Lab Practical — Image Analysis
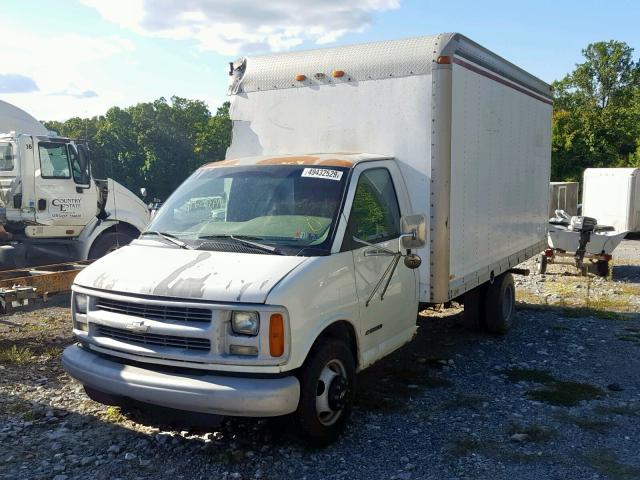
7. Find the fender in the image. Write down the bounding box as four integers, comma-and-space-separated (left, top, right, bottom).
75, 218, 139, 260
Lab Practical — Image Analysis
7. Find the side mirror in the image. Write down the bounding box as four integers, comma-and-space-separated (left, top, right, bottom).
140, 187, 147, 198
400, 214, 427, 249
76, 144, 91, 184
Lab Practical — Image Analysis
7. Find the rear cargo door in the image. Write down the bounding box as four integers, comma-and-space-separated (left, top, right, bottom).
342, 166, 417, 365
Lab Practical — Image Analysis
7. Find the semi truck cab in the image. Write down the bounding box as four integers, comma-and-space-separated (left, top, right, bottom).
0, 131, 150, 267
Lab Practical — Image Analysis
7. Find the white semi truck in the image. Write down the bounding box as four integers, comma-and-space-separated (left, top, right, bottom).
0, 100, 150, 268
63, 33, 552, 445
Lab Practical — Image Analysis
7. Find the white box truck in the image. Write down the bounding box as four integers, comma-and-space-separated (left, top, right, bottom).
62, 33, 552, 445
582, 168, 640, 233
0, 100, 150, 269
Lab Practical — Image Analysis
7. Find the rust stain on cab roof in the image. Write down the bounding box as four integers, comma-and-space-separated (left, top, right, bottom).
202, 155, 356, 169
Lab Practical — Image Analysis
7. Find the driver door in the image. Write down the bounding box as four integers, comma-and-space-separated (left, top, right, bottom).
33, 141, 96, 227
343, 166, 417, 366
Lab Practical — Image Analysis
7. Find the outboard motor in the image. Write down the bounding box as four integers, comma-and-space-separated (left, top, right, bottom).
568, 216, 598, 270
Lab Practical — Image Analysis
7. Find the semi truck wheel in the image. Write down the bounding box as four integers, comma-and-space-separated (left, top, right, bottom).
89, 231, 134, 259
293, 338, 356, 447
484, 273, 515, 334
596, 260, 609, 277
536, 254, 548, 274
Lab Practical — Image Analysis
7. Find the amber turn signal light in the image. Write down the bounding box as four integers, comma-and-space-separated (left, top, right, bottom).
269, 313, 285, 357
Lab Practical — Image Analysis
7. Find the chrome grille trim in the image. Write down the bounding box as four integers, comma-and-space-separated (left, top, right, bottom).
96, 325, 211, 351
95, 297, 212, 324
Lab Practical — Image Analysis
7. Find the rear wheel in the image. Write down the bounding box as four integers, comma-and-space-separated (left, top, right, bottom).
462, 284, 487, 330
292, 338, 356, 447
89, 231, 134, 259
484, 273, 515, 334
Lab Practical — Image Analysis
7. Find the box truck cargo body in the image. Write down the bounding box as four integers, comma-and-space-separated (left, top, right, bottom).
63, 33, 552, 445
582, 168, 640, 233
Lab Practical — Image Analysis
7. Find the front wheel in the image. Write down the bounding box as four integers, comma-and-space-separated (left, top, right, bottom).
88, 231, 134, 259
292, 339, 356, 447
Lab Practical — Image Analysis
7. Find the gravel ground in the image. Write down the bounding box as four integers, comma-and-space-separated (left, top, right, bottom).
1, 239, 639, 480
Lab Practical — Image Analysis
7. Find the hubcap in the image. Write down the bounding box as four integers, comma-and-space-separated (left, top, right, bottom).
315, 359, 348, 426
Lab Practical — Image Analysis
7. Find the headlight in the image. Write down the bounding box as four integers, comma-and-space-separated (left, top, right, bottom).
231, 311, 259, 336
74, 293, 88, 314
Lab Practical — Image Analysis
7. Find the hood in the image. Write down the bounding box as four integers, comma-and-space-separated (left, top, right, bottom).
75, 243, 308, 303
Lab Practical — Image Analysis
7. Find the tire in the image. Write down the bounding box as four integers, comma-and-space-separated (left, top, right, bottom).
462, 284, 487, 330
484, 273, 515, 334
88, 231, 134, 259
292, 338, 356, 447
596, 260, 609, 277
536, 254, 548, 274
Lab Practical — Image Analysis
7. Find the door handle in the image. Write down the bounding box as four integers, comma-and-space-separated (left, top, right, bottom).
37, 199, 46, 211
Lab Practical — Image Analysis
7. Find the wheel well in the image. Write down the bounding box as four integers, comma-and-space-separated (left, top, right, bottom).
98, 222, 140, 239
315, 321, 359, 368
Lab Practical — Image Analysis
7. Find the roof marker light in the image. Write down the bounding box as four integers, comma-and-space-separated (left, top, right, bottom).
436, 56, 451, 64
295, 74, 306, 81
332, 70, 345, 78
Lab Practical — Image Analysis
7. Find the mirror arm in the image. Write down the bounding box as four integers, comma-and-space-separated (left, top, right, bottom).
366, 252, 402, 307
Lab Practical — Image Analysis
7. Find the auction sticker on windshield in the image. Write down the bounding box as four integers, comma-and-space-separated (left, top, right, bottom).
301, 168, 343, 181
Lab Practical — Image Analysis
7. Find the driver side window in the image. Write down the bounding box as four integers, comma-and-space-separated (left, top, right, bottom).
343, 168, 401, 250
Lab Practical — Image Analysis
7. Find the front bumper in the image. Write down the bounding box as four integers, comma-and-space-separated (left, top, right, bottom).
62, 345, 300, 417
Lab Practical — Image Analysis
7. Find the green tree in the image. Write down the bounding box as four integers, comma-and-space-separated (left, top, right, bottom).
43, 97, 232, 200
552, 40, 640, 180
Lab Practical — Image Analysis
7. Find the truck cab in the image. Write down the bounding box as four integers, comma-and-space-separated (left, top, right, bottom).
0, 131, 150, 267
63, 153, 426, 445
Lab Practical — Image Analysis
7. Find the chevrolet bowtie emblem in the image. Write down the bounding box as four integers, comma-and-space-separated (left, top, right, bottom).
125, 320, 149, 333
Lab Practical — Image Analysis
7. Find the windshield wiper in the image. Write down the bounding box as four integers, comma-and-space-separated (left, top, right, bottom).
140, 231, 193, 250
199, 234, 283, 255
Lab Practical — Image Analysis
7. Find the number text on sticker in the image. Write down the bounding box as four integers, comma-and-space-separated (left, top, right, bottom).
301, 168, 343, 181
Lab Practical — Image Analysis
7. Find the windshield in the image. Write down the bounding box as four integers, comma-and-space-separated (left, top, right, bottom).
147, 165, 350, 255
0, 142, 14, 172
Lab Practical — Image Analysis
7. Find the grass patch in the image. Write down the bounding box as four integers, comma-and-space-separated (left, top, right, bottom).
0, 345, 34, 365
527, 381, 604, 407
555, 412, 616, 432
450, 437, 482, 456
100, 406, 128, 423
502, 368, 556, 384
595, 404, 640, 417
561, 307, 628, 321
507, 423, 555, 442
585, 449, 640, 480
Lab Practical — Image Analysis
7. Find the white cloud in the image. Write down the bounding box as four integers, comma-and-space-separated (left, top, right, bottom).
81, 0, 400, 55
0, 26, 134, 120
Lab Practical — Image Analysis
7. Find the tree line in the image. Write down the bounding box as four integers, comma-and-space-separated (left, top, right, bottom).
44, 40, 640, 199
44, 97, 231, 200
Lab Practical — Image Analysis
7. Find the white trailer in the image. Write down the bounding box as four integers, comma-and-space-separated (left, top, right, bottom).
0, 100, 150, 269
582, 168, 640, 233
63, 33, 551, 445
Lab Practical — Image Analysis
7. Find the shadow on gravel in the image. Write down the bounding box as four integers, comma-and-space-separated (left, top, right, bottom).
612, 264, 640, 282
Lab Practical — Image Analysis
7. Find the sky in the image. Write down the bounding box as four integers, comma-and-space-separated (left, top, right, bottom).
1, 0, 639, 122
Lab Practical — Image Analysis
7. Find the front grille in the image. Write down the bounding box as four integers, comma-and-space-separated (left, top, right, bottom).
96, 325, 211, 351
95, 298, 212, 324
